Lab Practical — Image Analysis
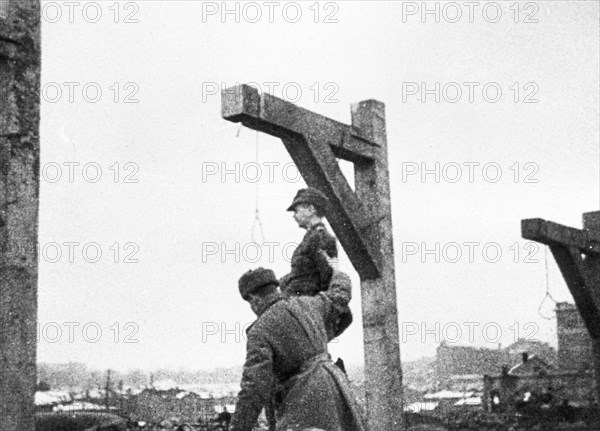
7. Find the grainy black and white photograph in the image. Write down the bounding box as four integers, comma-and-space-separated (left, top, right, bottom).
1, 1, 599, 430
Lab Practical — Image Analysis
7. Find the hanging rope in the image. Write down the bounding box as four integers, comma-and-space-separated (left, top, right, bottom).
538, 245, 558, 320
236, 126, 266, 245
251, 130, 266, 245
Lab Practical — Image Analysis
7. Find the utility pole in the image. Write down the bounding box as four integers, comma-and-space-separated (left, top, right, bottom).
105, 369, 112, 412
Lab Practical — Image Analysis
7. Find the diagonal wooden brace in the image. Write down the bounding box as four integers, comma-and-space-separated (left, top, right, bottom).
522, 214, 600, 336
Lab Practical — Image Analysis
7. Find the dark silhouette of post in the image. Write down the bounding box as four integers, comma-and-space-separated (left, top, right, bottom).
221, 84, 403, 430
522, 211, 600, 400
0, 1, 41, 430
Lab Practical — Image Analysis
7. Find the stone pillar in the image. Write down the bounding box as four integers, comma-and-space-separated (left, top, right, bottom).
0, 1, 41, 430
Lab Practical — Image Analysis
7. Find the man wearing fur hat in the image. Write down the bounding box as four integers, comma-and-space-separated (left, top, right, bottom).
229, 256, 365, 431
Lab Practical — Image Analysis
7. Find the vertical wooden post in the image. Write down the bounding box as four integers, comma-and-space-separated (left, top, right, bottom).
592, 340, 600, 401
352, 101, 403, 430
0, 1, 41, 430
583, 212, 600, 401
584, 211, 600, 233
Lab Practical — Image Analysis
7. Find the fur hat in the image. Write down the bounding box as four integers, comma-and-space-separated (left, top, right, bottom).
238, 267, 279, 300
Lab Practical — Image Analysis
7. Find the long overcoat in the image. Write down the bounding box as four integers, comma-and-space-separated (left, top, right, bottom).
280, 223, 352, 338
229, 271, 365, 431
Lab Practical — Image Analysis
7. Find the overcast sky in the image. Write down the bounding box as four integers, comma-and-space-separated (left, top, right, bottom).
36, 1, 599, 372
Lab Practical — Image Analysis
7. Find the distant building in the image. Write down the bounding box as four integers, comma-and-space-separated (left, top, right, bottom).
403, 401, 439, 414
435, 342, 505, 385
446, 374, 484, 392
53, 401, 114, 413
482, 328, 595, 412
504, 339, 557, 367
555, 302, 593, 372
35, 391, 72, 412
507, 353, 553, 377
415, 390, 483, 415
122, 388, 235, 424
432, 304, 597, 411
483, 368, 594, 412
435, 339, 556, 388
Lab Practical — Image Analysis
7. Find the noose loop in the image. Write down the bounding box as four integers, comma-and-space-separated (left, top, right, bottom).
251, 208, 265, 245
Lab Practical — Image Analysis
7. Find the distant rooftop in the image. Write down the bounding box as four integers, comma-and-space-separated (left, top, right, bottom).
424, 390, 476, 400
556, 302, 577, 311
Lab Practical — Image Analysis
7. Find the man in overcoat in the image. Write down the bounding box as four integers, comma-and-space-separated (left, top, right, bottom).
229, 259, 365, 431
281, 187, 353, 338
280, 187, 338, 295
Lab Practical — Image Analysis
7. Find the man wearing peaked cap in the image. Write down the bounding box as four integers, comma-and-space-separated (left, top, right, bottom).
281, 187, 353, 340
286, 187, 330, 215
231, 257, 365, 431
283, 187, 337, 295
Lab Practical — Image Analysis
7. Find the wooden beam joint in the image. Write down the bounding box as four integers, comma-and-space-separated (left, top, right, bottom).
222, 84, 379, 163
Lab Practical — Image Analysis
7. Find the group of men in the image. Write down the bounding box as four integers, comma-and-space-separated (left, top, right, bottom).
229, 188, 366, 431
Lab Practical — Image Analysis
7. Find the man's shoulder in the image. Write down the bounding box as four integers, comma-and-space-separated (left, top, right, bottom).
289, 294, 322, 306
304, 224, 336, 247
286, 295, 324, 318
310, 223, 333, 237
260, 297, 321, 320
330, 270, 351, 285
249, 300, 292, 333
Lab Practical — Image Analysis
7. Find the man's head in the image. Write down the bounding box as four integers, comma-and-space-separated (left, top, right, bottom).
238, 268, 279, 314
287, 188, 329, 228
